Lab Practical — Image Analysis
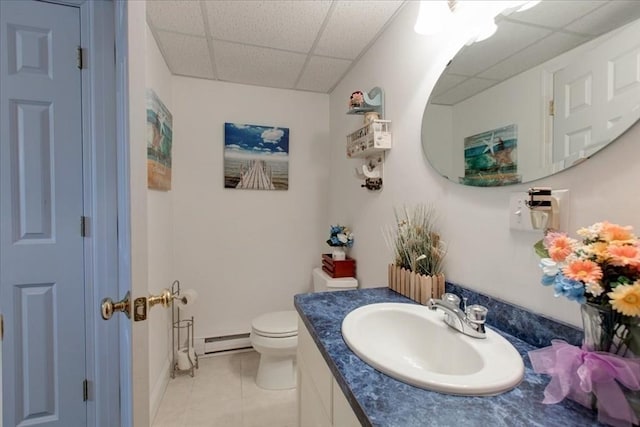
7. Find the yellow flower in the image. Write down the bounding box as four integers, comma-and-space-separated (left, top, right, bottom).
585, 241, 609, 261
608, 282, 640, 316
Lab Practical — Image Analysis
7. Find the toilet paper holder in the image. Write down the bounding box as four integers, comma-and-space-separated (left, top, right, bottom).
170, 280, 199, 378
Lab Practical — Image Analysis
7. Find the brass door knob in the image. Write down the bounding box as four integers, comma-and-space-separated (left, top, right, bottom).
148, 288, 172, 310
101, 291, 131, 320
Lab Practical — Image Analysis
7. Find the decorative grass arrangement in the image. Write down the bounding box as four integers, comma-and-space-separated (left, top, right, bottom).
384, 204, 447, 303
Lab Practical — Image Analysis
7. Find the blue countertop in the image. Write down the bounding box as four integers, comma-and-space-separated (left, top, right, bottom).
294, 287, 603, 427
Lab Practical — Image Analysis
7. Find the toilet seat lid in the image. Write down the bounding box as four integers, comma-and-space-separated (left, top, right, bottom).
252, 310, 298, 338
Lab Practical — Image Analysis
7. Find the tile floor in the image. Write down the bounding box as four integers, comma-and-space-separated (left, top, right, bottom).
152, 350, 297, 427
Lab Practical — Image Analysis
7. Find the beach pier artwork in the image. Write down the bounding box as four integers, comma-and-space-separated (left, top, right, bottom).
236, 160, 275, 190
224, 122, 289, 190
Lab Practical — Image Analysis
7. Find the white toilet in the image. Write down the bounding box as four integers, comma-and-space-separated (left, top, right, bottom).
249, 267, 358, 390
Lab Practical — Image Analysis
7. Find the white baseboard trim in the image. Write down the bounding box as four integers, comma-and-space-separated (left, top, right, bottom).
149, 356, 171, 425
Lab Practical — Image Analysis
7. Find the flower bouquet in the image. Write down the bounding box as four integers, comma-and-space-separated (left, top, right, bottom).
529, 221, 640, 427
535, 221, 640, 355
326, 225, 353, 260
383, 204, 446, 304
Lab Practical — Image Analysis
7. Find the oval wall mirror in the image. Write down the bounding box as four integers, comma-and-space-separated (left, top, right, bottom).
421, 1, 640, 187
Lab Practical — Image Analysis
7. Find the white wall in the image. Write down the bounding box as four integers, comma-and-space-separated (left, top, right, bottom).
127, 2, 150, 426
327, 2, 640, 327
171, 77, 331, 342
145, 24, 174, 421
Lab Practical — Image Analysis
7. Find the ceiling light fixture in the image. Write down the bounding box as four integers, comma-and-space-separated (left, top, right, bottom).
414, 0, 453, 36
415, 0, 542, 44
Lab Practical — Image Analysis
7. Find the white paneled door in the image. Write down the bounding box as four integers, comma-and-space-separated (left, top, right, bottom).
1, 1, 87, 426
553, 19, 640, 166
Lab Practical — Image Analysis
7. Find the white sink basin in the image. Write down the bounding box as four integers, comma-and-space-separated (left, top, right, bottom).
341, 303, 524, 396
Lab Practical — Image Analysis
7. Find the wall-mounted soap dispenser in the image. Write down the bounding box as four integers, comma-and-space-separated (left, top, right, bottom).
510, 188, 570, 232
526, 187, 558, 230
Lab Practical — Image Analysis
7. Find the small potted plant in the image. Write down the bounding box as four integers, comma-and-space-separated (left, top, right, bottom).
326, 225, 354, 260
384, 204, 447, 303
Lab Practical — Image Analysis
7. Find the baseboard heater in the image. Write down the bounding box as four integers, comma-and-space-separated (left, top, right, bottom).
202, 332, 252, 354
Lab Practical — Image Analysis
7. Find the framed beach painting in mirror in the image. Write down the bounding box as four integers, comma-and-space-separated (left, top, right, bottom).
224, 122, 290, 191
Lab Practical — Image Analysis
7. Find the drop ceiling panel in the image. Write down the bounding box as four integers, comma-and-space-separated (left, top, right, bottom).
146, 0, 206, 36
431, 77, 499, 106
478, 32, 588, 81
506, 0, 606, 29
205, 0, 332, 53
156, 31, 214, 79
213, 40, 307, 89
296, 56, 353, 93
446, 21, 551, 77
565, 1, 640, 36
314, 0, 403, 59
431, 74, 468, 98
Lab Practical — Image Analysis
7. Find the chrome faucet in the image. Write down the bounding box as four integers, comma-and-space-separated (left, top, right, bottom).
427, 293, 488, 339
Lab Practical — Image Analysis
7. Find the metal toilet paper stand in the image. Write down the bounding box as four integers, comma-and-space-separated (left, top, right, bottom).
171, 280, 199, 378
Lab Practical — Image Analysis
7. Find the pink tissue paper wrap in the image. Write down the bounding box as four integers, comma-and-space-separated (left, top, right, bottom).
529, 340, 640, 427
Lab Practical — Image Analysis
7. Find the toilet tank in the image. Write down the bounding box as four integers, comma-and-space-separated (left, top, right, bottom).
312, 267, 358, 292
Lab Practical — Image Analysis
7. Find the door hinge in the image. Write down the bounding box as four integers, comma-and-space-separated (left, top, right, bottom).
77, 46, 84, 69
81, 216, 89, 237
83, 379, 89, 401
548, 100, 555, 116
1, 314, 3, 341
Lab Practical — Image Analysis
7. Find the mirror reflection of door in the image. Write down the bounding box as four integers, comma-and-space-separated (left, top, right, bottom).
553, 19, 640, 167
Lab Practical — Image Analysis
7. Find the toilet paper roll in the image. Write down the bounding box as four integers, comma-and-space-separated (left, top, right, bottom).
175, 289, 198, 309
176, 348, 191, 371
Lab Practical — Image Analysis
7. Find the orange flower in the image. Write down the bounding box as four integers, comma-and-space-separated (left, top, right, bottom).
562, 259, 603, 283
548, 235, 575, 262
608, 282, 640, 316
600, 221, 636, 244
607, 244, 640, 267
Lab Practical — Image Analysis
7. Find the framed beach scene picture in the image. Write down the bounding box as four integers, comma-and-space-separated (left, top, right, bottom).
146, 89, 173, 190
460, 124, 520, 187
224, 122, 289, 190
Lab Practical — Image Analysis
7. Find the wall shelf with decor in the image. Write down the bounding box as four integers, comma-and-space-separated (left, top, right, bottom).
346, 86, 385, 118
346, 87, 391, 191
346, 119, 392, 158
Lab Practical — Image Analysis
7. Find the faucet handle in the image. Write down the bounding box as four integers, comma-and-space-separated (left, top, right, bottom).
465, 304, 488, 324
442, 293, 461, 308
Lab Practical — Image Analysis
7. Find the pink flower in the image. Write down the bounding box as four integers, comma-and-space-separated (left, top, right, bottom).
544, 231, 568, 249
607, 244, 640, 267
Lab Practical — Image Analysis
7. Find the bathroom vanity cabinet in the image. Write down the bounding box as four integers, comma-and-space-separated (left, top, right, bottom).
297, 316, 360, 427
295, 287, 604, 427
